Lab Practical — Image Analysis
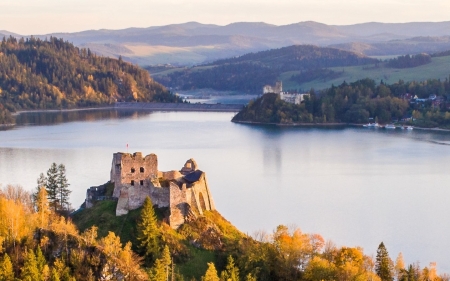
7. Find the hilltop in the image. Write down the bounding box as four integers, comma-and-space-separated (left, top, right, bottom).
0, 36, 180, 124
4, 21, 450, 65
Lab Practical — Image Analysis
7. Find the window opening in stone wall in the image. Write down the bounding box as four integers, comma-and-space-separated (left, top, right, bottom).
131, 180, 134, 186
131, 168, 135, 173
140, 180, 144, 186
140, 167, 144, 173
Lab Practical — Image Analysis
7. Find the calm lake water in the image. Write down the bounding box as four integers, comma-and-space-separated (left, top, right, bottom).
1, 109, 450, 271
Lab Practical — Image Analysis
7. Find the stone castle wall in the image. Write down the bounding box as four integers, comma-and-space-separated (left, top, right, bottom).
108, 152, 215, 228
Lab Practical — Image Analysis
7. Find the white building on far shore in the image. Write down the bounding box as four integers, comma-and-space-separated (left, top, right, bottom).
263, 81, 309, 105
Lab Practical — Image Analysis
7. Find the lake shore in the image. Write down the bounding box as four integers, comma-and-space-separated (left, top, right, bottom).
11, 102, 243, 116
232, 120, 450, 132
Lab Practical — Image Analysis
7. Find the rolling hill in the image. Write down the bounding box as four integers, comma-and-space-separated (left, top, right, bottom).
3, 21, 450, 65
151, 45, 378, 93
0, 36, 179, 124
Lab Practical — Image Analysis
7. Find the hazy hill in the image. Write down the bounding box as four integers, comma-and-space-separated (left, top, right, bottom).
330, 36, 450, 56
3, 21, 450, 65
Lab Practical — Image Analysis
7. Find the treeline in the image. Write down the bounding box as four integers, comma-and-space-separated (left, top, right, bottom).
0, 36, 180, 123
1, 183, 449, 281
154, 45, 378, 93
233, 78, 450, 127
387, 53, 431, 68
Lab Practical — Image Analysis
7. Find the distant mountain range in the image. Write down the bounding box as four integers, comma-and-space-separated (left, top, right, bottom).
2, 21, 450, 65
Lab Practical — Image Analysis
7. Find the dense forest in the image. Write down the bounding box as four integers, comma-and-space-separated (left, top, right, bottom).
0, 36, 181, 124
387, 53, 432, 68
233, 78, 450, 128
154, 45, 378, 93
1, 180, 449, 281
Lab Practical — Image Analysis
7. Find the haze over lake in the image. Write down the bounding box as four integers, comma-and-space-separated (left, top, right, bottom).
1, 109, 450, 271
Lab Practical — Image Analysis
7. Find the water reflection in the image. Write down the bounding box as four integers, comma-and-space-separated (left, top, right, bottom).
13, 109, 153, 127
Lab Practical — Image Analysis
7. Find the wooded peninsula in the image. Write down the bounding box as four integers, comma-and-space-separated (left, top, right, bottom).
0, 36, 181, 125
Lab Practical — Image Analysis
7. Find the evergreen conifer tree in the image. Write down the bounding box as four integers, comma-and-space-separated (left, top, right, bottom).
57, 164, 71, 211
162, 245, 172, 281
46, 163, 59, 211
137, 196, 160, 260
220, 256, 239, 281
375, 242, 393, 281
148, 258, 166, 281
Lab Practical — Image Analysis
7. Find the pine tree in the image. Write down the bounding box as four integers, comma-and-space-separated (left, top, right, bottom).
0, 253, 14, 281
57, 164, 71, 211
375, 242, 393, 281
202, 263, 220, 281
46, 163, 59, 211
162, 245, 172, 281
137, 196, 160, 260
21, 249, 40, 281
220, 256, 239, 281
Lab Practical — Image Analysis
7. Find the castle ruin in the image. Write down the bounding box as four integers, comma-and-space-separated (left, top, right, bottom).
263, 81, 310, 105
86, 152, 215, 229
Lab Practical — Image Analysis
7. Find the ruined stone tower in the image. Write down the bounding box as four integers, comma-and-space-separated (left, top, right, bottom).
108, 152, 215, 229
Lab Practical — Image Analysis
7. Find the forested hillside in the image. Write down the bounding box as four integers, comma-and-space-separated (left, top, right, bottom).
233, 78, 450, 128
1, 183, 448, 281
0, 36, 180, 124
153, 45, 378, 93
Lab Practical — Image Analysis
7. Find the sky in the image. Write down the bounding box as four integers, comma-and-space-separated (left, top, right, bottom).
1, 0, 450, 35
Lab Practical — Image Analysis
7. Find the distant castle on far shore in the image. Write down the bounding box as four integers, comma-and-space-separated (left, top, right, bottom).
263, 81, 310, 105
85, 152, 215, 229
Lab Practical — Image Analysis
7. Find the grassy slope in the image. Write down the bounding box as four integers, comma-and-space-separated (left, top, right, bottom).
71, 197, 245, 279
281, 55, 450, 91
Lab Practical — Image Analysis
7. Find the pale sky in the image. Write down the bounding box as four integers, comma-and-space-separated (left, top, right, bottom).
1, 0, 450, 35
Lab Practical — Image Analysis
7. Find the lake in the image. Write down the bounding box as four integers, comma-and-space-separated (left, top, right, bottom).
1, 109, 450, 271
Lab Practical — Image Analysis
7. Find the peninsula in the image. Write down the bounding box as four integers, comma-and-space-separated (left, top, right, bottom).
232, 78, 450, 129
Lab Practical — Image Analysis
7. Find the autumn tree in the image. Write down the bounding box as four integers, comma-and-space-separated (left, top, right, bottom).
137, 196, 160, 261
395, 253, 405, 281
21, 249, 40, 281
203, 262, 220, 281
148, 258, 166, 281
35, 187, 51, 229
0, 253, 14, 281
220, 256, 239, 281
375, 242, 393, 281
117, 242, 147, 281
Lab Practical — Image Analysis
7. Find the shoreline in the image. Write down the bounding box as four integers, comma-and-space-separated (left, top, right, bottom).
232, 120, 450, 132
12, 105, 115, 116
8, 106, 450, 132
11, 102, 243, 116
